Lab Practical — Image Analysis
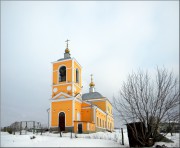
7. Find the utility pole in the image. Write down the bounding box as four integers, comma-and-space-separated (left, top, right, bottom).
121, 128, 124, 145
47, 108, 50, 130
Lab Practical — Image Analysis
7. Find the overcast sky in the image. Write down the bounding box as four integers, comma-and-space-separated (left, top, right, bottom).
1, 1, 179, 128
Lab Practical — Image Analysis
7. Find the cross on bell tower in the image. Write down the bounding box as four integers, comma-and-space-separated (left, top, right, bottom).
64, 39, 71, 59
65, 39, 70, 48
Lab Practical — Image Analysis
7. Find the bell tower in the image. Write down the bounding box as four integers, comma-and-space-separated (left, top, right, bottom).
51, 40, 82, 99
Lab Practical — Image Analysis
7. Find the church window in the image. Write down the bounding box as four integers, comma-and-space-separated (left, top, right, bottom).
76, 68, 79, 83
59, 66, 66, 82
100, 119, 101, 127
77, 112, 80, 121
97, 117, 99, 126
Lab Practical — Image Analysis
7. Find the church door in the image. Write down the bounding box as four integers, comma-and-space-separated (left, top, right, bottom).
59, 112, 65, 131
78, 123, 82, 133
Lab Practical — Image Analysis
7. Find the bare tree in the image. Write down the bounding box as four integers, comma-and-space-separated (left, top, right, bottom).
113, 67, 179, 146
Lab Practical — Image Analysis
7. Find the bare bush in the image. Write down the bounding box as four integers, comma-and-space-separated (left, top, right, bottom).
113, 67, 179, 146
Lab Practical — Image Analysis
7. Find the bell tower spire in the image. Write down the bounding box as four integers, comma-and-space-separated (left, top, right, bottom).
89, 74, 95, 93
64, 39, 71, 58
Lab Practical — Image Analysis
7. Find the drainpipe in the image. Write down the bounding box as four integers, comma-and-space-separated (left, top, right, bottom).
94, 106, 98, 130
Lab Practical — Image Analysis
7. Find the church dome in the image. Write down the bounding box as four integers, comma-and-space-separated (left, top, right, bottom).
65, 47, 70, 53
82, 92, 104, 100
89, 81, 95, 87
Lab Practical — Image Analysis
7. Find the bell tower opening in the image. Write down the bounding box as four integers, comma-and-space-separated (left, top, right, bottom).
59, 66, 66, 82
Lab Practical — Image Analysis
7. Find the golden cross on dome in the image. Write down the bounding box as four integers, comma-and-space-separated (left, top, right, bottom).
65, 39, 70, 48
90, 74, 93, 82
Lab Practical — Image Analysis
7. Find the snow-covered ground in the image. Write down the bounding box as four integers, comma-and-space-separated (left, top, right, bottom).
1, 130, 179, 147
0, 130, 127, 147
154, 133, 179, 147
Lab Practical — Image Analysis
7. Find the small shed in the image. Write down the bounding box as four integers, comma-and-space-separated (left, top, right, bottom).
126, 122, 146, 147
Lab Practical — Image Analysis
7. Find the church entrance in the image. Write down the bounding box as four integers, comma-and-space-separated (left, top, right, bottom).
59, 112, 65, 131
78, 123, 82, 133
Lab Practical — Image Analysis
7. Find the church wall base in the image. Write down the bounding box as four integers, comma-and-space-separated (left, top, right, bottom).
50, 126, 111, 133
95, 127, 106, 132
50, 127, 74, 133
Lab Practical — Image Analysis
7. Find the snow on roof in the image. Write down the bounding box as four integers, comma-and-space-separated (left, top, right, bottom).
82, 92, 104, 100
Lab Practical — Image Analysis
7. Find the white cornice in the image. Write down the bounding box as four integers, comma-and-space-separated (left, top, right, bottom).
72, 57, 82, 68
52, 82, 73, 87
51, 58, 72, 64
50, 97, 74, 102
51, 57, 82, 69
82, 101, 92, 106
74, 98, 82, 104
85, 98, 106, 102
96, 107, 107, 115
51, 92, 72, 100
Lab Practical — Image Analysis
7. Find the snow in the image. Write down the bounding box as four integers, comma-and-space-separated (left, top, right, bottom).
1, 130, 127, 147
153, 133, 180, 148
1, 130, 179, 147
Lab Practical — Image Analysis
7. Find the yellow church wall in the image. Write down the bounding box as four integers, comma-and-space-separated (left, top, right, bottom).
52, 68, 72, 85
51, 100, 73, 127
92, 100, 106, 112
95, 108, 106, 128
52, 84, 73, 97
106, 100, 113, 116
107, 115, 114, 131
89, 123, 96, 132
73, 122, 78, 133
74, 122, 95, 133
66, 68, 73, 83
82, 101, 91, 108
74, 61, 82, 86
81, 108, 92, 122
74, 84, 82, 96
83, 122, 87, 131
52, 71, 58, 85
73, 61, 82, 95
52, 60, 72, 85
53, 60, 72, 71
74, 100, 82, 121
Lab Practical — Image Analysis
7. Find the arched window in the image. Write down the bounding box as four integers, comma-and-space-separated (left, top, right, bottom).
76, 69, 79, 83
59, 66, 66, 82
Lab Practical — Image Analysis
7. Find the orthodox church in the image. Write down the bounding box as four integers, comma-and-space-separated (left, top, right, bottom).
50, 40, 114, 133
